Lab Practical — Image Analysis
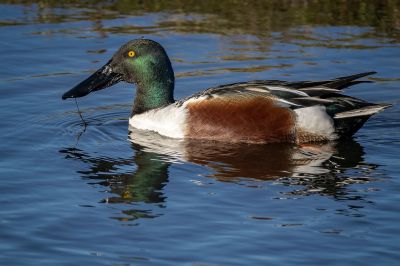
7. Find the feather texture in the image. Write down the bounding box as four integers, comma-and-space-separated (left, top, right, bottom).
130, 71, 389, 143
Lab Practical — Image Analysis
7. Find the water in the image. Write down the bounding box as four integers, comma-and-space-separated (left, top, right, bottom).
1, 1, 400, 265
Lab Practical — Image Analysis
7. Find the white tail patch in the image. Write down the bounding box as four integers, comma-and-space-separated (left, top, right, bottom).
294, 106, 336, 140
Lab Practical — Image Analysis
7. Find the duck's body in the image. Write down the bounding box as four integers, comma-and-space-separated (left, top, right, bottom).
128, 75, 389, 144
63, 39, 391, 144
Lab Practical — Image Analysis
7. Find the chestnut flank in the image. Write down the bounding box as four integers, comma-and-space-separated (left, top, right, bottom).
185, 97, 296, 143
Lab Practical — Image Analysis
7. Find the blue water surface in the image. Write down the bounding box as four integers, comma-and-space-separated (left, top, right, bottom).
0, 2, 399, 265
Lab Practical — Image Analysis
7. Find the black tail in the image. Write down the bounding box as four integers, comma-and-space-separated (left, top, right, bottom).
333, 103, 391, 137
324, 71, 377, 90
288, 71, 376, 90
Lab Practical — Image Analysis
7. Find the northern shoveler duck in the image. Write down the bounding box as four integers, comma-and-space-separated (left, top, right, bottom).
62, 39, 391, 144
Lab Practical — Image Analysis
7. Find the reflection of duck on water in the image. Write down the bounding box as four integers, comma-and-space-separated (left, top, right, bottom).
60, 143, 170, 220
60, 143, 169, 205
129, 128, 372, 181
61, 128, 376, 221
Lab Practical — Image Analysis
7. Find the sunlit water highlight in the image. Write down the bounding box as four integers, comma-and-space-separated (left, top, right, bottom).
0, 1, 399, 265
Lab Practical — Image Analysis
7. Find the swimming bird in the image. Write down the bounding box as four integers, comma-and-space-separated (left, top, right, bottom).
62, 39, 391, 144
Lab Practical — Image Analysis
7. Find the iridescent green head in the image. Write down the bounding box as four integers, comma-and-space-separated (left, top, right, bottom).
63, 39, 175, 114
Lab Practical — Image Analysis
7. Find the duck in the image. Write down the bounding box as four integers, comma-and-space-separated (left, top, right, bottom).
62, 39, 391, 144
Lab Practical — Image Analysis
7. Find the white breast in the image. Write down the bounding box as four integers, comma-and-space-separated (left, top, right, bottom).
129, 104, 187, 139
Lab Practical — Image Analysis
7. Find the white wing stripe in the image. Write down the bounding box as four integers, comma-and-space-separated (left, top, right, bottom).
266, 86, 309, 96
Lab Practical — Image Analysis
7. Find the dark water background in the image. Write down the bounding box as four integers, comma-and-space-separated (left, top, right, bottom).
1, 1, 400, 265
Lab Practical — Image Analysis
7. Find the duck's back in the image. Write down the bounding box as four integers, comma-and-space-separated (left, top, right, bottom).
129, 72, 390, 144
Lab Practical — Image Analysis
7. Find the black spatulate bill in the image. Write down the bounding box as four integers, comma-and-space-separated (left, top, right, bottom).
62, 62, 122, 100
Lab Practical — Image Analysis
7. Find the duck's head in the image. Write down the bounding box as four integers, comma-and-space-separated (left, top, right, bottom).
62, 39, 175, 108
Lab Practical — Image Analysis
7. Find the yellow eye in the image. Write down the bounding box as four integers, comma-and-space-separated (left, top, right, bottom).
128, 51, 135, 57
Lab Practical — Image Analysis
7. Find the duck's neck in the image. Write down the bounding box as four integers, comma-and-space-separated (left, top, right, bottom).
132, 79, 175, 115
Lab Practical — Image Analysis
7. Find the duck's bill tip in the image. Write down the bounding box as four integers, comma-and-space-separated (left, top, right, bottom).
62, 63, 122, 101
61, 84, 92, 100
62, 92, 74, 100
